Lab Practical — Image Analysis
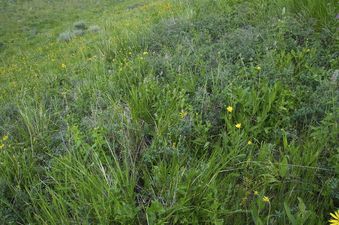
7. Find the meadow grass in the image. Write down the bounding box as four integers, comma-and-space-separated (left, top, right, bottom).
0, 0, 338, 224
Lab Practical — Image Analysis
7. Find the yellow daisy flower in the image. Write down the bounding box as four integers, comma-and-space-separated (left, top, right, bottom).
263, 196, 270, 203
248, 140, 253, 145
235, 123, 241, 129
179, 110, 188, 119
329, 210, 339, 225
61, 63, 66, 69
226, 106, 233, 113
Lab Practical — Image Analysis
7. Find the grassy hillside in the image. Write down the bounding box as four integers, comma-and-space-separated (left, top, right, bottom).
0, 0, 338, 224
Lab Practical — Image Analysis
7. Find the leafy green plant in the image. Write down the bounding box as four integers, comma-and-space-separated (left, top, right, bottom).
284, 198, 312, 225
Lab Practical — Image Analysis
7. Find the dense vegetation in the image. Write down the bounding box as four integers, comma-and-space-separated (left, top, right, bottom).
0, 0, 338, 224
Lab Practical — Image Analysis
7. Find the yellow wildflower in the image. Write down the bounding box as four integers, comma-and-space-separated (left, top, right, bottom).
254, 191, 259, 196
248, 140, 253, 145
263, 196, 270, 203
179, 110, 188, 119
2, 135, 8, 141
255, 66, 261, 71
235, 123, 241, 129
0, 144, 4, 149
61, 63, 66, 69
143, 51, 148, 55
226, 106, 233, 113
329, 210, 339, 225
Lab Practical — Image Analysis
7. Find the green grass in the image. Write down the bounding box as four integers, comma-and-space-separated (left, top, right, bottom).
0, 0, 338, 224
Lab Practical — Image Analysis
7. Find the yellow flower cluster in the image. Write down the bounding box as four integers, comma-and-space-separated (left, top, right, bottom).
226, 105, 255, 146
0, 135, 9, 150
226, 106, 242, 129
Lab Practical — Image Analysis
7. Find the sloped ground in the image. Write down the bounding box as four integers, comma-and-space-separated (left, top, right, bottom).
0, 0, 338, 224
